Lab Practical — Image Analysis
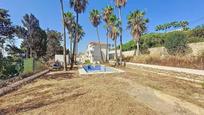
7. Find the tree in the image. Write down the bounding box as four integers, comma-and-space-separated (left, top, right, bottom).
114, 0, 127, 64
127, 10, 149, 56
102, 6, 114, 62
46, 29, 63, 60
155, 23, 171, 32
19, 14, 40, 58
15, 26, 29, 57
16, 14, 47, 59
69, 0, 88, 69
0, 8, 15, 48
191, 25, 204, 38
5, 44, 24, 57
89, 9, 104, 63
180, 21, 189, 30
155, 21, 189, 32
75, 24, 85, 62
60, 0, 68, 71
108, 14, 120, 64
64, 12, 75, 62
32, 27, 47, 58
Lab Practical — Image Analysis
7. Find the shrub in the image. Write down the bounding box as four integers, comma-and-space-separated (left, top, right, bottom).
202, 82, 204, 89
122, 33, 166, 51
164, 32, 188, 55
0, 56, 24, 80
84, 60, 91, 64
122, 40, 149, 54
142, 33, 166, 48
187, 37, 204, 43
122, 40, 135, 51
191, 25, 204, 38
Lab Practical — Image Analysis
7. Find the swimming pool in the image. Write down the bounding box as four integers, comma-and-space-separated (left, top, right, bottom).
79, 65, 124, 75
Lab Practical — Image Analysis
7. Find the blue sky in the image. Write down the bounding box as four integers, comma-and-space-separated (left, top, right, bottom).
1, 0, 204, 52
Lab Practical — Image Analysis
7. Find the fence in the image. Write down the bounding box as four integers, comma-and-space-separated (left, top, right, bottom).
23, 58, 46, 74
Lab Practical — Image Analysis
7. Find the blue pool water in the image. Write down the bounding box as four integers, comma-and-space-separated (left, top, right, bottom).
83, 65, 114, 73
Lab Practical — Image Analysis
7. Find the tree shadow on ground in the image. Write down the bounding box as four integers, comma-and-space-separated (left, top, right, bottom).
0, 85, 88, 114
43, 73, 78, 81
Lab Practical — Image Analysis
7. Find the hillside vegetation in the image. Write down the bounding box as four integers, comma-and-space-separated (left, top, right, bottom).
122, 25, 204, 53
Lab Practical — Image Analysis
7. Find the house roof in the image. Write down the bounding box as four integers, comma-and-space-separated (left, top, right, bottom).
89, 42, 107, 46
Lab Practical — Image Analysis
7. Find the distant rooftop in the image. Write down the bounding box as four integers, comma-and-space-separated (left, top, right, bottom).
89, 42, 107, 46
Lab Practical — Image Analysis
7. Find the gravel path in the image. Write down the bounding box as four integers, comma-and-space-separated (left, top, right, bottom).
127, 62, 204, 76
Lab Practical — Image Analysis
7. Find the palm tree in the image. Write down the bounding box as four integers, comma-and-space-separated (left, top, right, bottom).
127, 10, 149, 56
59, 0, 67, 71
89, 9, 104, 63
108, 14, 120, 64
102, 6, 114, 62
114, 0, 127, 64
77, 24, 85, 43
75, 24, 85, 63
180, 21, 189, 30
69, 0, 88, 69
64, 12, 75, 64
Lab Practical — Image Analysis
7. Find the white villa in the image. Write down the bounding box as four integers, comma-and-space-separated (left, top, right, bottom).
81, 42, 108, 63
54, 55, 69, 65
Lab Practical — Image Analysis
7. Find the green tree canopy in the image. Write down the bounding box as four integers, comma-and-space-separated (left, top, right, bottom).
0, 8, 15, 48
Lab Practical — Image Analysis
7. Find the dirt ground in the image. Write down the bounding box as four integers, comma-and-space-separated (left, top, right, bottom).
120, 67, 204, 108
0, 67, 204, 115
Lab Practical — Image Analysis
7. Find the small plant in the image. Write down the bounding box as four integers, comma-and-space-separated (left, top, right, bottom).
201, 81, 204, 89
84, 60, 91, 64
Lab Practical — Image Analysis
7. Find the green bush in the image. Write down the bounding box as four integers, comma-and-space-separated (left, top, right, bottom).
122, 40, 135, 51
122, 33, 166, 52
187, 37, 204, 43
121, 27, 204, 52
122, 40, 149, 54
191, 25, 204, 38
142, 33, 166, 48
202, 82, 204, 89
0, 56, 23, 80
164, 32, 188, 55
84, 60, 91, 64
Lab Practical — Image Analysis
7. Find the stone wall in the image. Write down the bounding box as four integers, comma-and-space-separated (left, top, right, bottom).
122, 42, 204, 57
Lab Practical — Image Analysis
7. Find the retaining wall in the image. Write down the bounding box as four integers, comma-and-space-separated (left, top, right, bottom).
122, 42, 204, 57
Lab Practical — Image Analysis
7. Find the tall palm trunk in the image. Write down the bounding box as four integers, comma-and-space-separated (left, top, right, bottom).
96, 27, 104, 63
60, 0, 67, 71
69, 33, 72, 64
136, 41, 140, 56
118, 7, 123, 64
106, 30, 109, 62
134, 40, 140, 56
71, 12, 78, 69
114, 38, 118, 64
75, 40, 78, 64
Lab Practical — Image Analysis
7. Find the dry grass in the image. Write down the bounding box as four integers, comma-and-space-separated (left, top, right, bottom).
127, 55, 204, 70
120, 67, 204, 108
0, 73, 156, 115
0, 67, 204, 115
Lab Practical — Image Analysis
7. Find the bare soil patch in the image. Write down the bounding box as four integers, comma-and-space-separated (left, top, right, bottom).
120, 67, 204, 108
0, 72, 157, 115
0, 67, 203, 115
